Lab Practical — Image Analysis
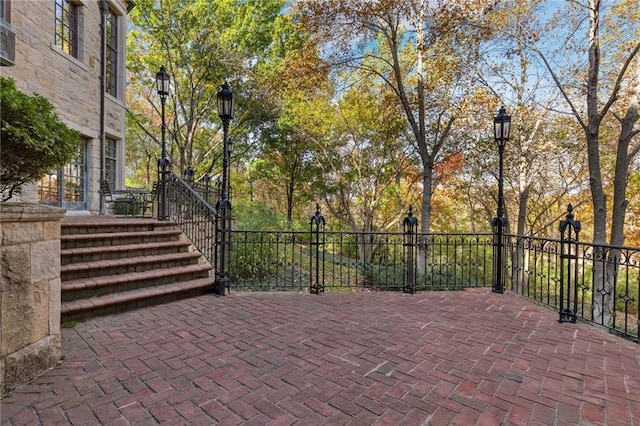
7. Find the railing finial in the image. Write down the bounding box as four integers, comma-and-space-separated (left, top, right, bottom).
310, 203, 325, 226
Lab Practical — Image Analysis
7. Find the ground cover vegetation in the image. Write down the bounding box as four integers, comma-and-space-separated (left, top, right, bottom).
125, 0, 639, 327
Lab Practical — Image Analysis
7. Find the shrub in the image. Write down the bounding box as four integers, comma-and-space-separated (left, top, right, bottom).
113, 198, 138, 215
0, 77, 79, 201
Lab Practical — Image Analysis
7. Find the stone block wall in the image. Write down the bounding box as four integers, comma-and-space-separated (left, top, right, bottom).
2, 0, 132, 211
0, 203, 66, 394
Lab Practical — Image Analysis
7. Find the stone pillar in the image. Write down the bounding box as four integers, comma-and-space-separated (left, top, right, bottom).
1, 203, 65, 394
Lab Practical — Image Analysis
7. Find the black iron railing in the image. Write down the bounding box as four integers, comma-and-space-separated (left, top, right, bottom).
157, 180, 638, 341
225, 227, 638, 341
504, 234, 640, 341
228, 230, 493, 292
165, 173, 225, 294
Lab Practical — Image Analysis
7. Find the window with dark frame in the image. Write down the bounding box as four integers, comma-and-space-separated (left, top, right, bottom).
38, 139, 88, 210
55, 0, 78, 58
105, 137, 117, 189
0, 0, 15, 66
63, 141, 87, 208
105, 6, 118, 97
0, 0, 9, 22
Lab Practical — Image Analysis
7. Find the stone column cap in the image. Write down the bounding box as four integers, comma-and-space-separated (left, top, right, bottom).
0, 203, 66, 222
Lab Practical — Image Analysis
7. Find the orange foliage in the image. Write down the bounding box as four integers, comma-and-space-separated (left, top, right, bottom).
434, 152, 464, 183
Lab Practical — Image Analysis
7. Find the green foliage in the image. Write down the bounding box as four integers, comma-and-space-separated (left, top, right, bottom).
61, 321, 79, 329
113, 198, 138, 216
361, 264, 485, 291
126, 0, 287, 177
0, 77, 79, 201
233, 197, 308, 230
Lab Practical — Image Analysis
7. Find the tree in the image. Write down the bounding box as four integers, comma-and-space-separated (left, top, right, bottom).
0, 77, 79, 202
246, 13, 332, 225
317, 79, 415, 233
294, 0, 498, 233
531, 0, 640, 324
126, 0, 285, 181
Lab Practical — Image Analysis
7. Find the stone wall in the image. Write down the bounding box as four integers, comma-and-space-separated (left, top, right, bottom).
2, 0, 132, 211
1, 203, 66, 394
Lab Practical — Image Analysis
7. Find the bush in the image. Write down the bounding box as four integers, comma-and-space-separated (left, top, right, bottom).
113, 198, 138, 215
0, 77, 79, 201
362, 263, 483, 291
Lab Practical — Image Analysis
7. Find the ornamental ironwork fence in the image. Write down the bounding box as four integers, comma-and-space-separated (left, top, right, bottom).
503, 234, 640, 341
158, 178, 639, 342
226, 228, 639, 341
228, 230, 494, 293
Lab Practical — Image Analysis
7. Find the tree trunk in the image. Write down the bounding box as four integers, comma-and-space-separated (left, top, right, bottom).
584, 0, 612, 325
513, 182, 530, 294
417, 165, 433, 273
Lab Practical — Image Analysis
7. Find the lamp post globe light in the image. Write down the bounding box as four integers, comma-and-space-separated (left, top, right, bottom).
156, 65, 171, 220
492, 106, 511, 293
215, 82, 233, 296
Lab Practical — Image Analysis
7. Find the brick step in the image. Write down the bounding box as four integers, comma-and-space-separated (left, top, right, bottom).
61, 218, 175, 236
61, 240, 192, 265
61, 252, 204, 281
61, 229, 183, 249
61, 277, 216, 322
62, 263, 213, 302
60, 217, 220, 321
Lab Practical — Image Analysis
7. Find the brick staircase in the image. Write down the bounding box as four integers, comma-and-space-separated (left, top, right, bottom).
60, 216, 215, 322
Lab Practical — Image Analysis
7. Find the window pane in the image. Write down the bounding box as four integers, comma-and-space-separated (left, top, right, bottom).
38, 173, 59, 206
63, 142, 86, 209
105, 8, 118, 96
38, 139, 87, 210
105, 138, 117, 189
55, 0, 78, 57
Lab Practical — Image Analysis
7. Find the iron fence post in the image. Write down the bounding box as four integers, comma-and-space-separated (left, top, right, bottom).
403, 206, 418, 294
559, 204, 581, 323
183, 165, 194, 183
310, 204, 325, 294
203, 173, 211, 204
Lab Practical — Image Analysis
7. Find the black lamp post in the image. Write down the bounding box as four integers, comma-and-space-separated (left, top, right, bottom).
215, 82, 233, 295
492, 106, 511, 293
156, 66, 171, 220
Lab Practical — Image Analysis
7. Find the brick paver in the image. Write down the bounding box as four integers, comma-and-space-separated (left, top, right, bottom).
2, 288, 640, 425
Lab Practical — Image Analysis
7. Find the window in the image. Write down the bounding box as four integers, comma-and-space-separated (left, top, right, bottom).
55, 0, 78, 57
105, 137, 118, 189
63, 142, 87, 209
0, 0, 14, 66
105, 7, 119, 96
38, 139, 87, 210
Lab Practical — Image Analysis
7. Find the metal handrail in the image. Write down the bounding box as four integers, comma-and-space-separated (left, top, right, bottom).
165, 172, 220, 271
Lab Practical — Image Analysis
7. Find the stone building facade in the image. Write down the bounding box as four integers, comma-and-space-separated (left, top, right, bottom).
1, 0, 134, 214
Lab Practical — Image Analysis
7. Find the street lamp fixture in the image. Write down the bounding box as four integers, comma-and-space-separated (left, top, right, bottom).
492, 106, 511, 293
217, 82, 234, 123
156, 66, 170, 98
156, 66, 171, 220
215, 82, 234, 296
494, 106, 511, 145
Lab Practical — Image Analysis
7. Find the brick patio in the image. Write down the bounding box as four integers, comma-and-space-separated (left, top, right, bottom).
2, 288, 639, 425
